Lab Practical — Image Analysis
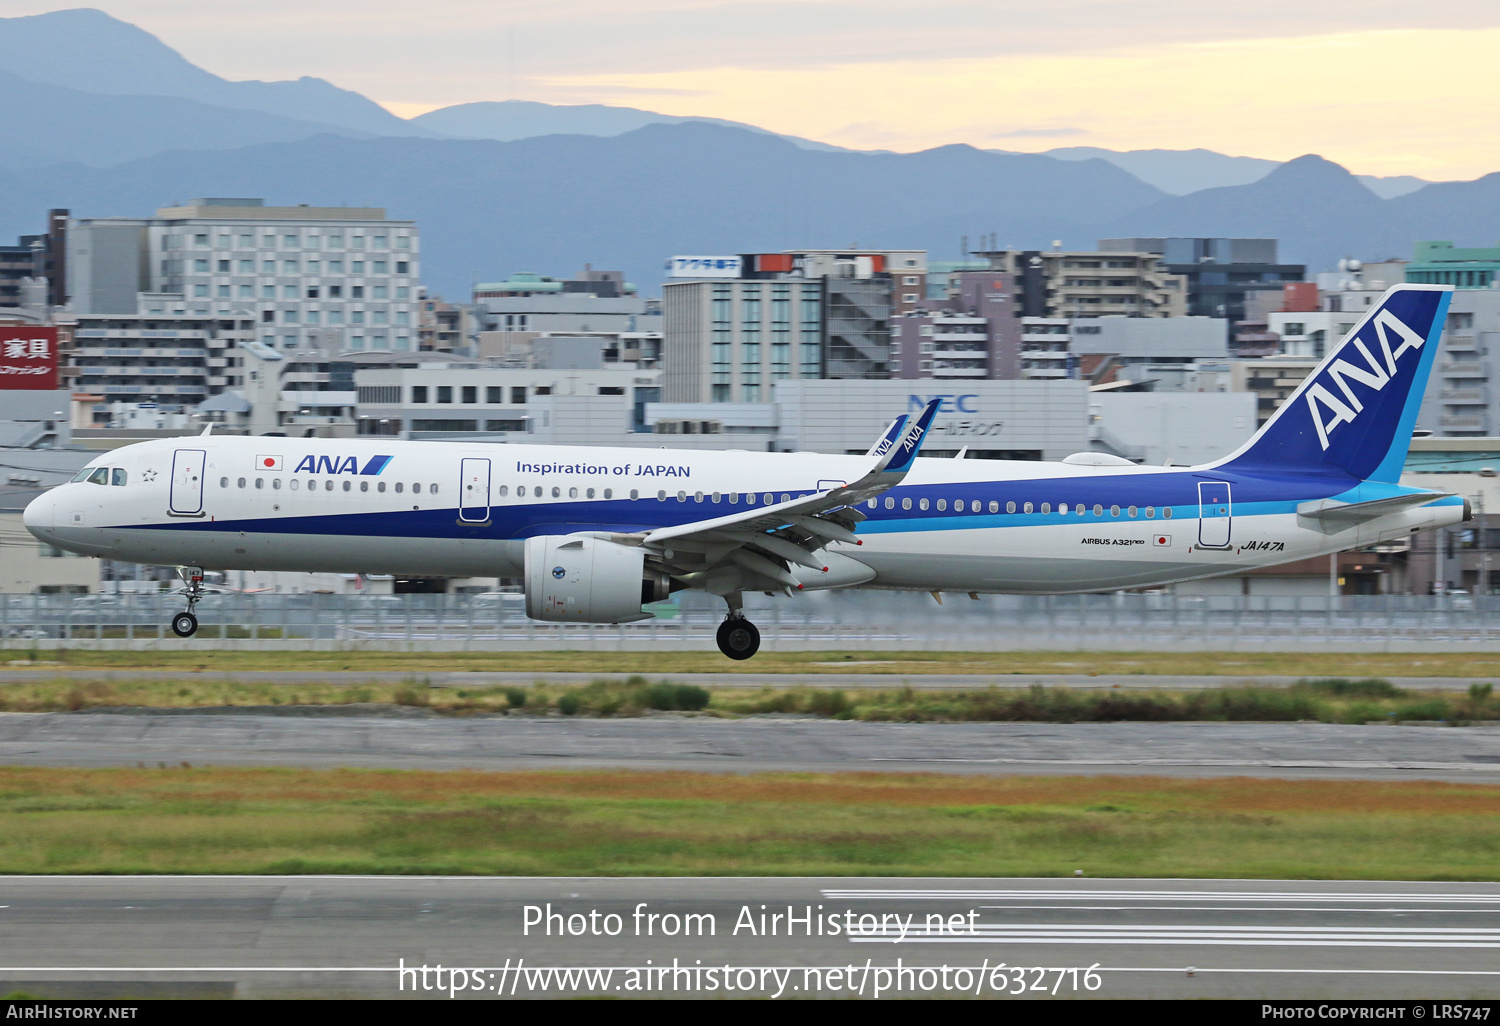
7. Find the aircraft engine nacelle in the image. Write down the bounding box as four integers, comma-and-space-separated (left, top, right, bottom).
523, 534, 670, 623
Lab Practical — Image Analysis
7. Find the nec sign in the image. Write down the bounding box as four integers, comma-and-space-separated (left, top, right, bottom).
1303, 310, 1426, 451
292, 454, 393, 475
910, 394, 978, 414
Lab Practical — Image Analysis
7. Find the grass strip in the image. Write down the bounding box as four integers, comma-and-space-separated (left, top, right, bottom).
0, 675, 1494, 724
6, 648, 1500, 677
0, 767, 1496, 879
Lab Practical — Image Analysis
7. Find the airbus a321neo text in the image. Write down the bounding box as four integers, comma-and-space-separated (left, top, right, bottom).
25, 284, 1467, 659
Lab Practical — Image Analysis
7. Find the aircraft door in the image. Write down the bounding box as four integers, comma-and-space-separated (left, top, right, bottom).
1197, 480, 1232, 548
169, 448, 207, 516
459, 457, 491, 523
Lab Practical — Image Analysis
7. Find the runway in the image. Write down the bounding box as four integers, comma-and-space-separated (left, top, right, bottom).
2, 710, 1500, 780
0, 669, 1492, 691
1, 877, 1497, 998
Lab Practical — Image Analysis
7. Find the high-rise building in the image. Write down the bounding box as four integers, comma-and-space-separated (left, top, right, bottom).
68, 199, 420, 353
1100, 238, 1303, 325
974, 247, 1188, 319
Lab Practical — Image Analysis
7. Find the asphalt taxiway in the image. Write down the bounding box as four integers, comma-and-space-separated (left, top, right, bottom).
1, 711, 1499, 781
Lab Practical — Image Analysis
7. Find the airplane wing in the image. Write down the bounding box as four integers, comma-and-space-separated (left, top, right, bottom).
614, 400, 941, 591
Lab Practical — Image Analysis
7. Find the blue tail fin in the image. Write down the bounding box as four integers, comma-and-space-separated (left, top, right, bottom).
1216, 284, 1452, 483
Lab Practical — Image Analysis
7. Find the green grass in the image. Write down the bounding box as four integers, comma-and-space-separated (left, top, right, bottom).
0, 675, 1493, 724
0, 767, 1496, 878
8, 648, 1500, 677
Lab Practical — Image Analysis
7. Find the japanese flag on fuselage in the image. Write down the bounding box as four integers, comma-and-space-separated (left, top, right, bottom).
257, 455, 283, 471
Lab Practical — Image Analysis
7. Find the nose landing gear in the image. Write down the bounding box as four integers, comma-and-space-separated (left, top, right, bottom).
170, 566, 205, 638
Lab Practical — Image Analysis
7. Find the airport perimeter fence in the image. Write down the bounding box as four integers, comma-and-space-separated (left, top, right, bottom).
5, 590, 1500, 651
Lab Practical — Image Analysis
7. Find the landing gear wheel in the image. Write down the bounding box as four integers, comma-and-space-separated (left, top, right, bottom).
171, 612, 198, 638
716, 618, 760, 661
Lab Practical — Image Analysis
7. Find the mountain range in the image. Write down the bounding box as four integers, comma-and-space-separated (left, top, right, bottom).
0, 7, 1487, 297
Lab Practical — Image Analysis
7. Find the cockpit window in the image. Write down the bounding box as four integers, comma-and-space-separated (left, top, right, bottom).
85, 467, 109, 486
71, 467, 95, 483
111, 468, 127, 487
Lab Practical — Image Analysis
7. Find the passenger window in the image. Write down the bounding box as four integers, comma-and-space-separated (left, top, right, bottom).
936, 499, 946, 511
1110, 505, 1120, 517
325, 481, 334, 491
237, 478, 246, 488
919, 498, 929, 511
585, 488, 594, 499
360, 481, 368, 492
498, 485, 508, 497
867, 499, 877, 509
111, 469, 128, 487
988, 500, 999, 513
1006, 501, 1016, 513
1163, 508, 1174, 519
273, 479, 281, 490
552, 487, 561, 498
1041, 503, 1050, 513
780, 494, 789, 503
1093, 504, 1103, 516
630, 489, 639, 500
395, 483, 404, 493
343, 481, 352, 492
378, 482, 386, 493
430, 484, 438, 495
603, 489, 612, 499
677, 491, 687, 502
254, 478, 263, 489
884, 497, 894, 509
695, 491, 704, 502
1128, 506, 1137, 517
290, 479, 300, 491
657, 490, 667, 501
1023, 502, 1033, 514
712, 492, 721, 503
730, 493, 739, 504
568, 487, 578, 499
901, 497, 912, 510
220, 476, 229, 488
413, 483, 422, 494
746, 493, 756, 505
1145, 506, 1154, 518
954, 500, 964, 512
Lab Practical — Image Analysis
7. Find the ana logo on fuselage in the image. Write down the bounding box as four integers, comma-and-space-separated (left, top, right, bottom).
1304, 310, 1427, 450
292, 454, 393, 476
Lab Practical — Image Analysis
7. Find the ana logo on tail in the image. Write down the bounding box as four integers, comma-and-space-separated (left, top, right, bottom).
1305, 309, 1427, 450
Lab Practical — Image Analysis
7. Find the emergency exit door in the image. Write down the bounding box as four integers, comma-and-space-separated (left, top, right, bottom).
1197, 480, 1232, 548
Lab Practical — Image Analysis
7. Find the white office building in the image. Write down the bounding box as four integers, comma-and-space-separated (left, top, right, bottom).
70, 199, 420, 353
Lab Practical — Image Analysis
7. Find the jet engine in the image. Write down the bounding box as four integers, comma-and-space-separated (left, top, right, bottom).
523, 534, 671, 623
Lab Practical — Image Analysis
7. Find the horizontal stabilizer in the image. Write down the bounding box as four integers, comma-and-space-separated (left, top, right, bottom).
1297, 492, 1453, 523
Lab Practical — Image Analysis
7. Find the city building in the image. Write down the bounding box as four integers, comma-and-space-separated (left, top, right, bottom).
0, 209, 67, 311
70, 300, 254, 415
1101, 238, 1304, 326
68, 199, 420, 353
1070, 315, 1227, 391
1406, 241, 1500, 289
352, 362, 661, 439
973, 247, 1188, 319
662, 276, 826, 402
1416, 290, 1500, 437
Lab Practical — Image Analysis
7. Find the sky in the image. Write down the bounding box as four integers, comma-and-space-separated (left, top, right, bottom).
3, 1, 1498, 180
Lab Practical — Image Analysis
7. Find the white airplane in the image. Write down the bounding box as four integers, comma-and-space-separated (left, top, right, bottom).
25, 284, 1466, 660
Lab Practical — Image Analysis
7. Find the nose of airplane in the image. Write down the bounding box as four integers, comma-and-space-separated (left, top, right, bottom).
22, 489, 57, 542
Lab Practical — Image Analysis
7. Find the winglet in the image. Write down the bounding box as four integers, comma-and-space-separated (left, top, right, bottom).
865, 414, 910, 466
883, 399, 941, 474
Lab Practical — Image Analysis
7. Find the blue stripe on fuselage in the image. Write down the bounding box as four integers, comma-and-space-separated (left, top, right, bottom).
132, 466, 1405, 540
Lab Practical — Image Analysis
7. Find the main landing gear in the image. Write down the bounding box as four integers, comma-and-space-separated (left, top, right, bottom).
715, 594, 760, 660
171, 566, 205, 638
